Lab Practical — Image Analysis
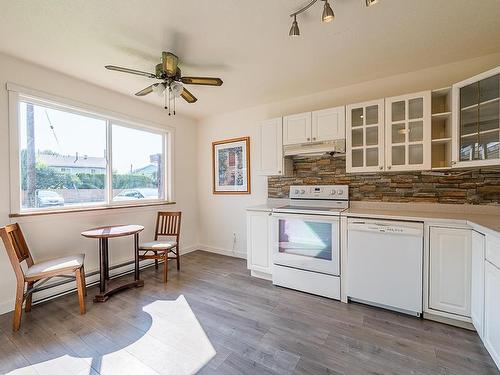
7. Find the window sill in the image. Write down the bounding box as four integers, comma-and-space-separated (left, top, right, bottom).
9, 201, 176, 218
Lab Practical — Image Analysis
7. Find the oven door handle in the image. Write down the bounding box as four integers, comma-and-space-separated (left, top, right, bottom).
271, 212, 340, 221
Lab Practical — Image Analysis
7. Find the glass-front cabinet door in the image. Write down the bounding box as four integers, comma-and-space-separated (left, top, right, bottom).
346, 99, 385, 173
452, 67, 500, 167
385, 91, 432, 171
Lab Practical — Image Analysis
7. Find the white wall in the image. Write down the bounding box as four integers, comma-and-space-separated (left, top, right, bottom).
0, 53, 199, 313
196, 52, 500, 257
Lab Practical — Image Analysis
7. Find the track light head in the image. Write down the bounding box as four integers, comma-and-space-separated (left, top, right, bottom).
322, 1, 334, 23
289, 15, 300, 36
365, 0, 379, 6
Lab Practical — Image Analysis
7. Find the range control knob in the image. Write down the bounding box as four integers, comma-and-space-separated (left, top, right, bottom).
330, 190, 336, 195
337, 189, 344, 195
300, 189, 306, 194
294, 189, 300, 194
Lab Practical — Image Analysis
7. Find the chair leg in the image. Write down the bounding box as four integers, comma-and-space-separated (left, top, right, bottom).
154, 251, 158, 269
175, 248, 180, 271
75, 268, 86, 315
81, 266, 87, 297
13, 281, 25, 331
25, 281, 34, 313
163, 253, 168, 283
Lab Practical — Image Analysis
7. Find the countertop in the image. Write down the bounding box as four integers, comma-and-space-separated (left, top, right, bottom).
247, 200, 500, 236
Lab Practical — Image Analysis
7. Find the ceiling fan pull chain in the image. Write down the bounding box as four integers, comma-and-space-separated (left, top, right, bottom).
168, 86, 172, 116
163, 90, 168, 109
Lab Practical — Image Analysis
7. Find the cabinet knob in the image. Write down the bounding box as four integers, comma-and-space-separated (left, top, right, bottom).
379, 166, 383, 170
388, 166, 392, 170
312, 137, 316, 141
451, 160, 456, 165
307, 138, 311, 141
278, 170, 281, 174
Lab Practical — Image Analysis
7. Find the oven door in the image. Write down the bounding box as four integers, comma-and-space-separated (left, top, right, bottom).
271, 213, 340, 276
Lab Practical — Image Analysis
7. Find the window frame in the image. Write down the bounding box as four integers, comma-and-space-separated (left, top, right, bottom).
7, 83, 174, 215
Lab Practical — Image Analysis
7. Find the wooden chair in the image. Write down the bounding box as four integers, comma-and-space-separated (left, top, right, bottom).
0, 223, 86, 331
138, 211, 182, 283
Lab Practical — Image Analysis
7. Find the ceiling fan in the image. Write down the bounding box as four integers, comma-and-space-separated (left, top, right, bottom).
105, 51, 223, 115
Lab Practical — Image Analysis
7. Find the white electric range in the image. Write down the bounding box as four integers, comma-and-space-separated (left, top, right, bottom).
271, 185, 348, 300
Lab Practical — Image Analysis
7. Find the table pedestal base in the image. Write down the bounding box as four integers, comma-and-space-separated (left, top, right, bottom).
93, 279, 144, 303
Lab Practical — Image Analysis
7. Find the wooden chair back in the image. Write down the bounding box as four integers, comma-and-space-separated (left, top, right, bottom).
0, 223, 34, 282
154, 211, 182, 243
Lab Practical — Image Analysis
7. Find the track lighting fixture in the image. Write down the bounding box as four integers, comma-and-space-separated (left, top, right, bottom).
289, 15, 300, 36
289, 0, 379, 36
322, 1, 334, 23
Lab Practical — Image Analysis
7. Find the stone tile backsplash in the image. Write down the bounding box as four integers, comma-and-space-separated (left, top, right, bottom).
268, 156, 500, 205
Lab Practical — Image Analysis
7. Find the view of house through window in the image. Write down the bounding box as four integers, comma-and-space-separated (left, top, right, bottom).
112, 124, 163, 202
19, 99, 167, 211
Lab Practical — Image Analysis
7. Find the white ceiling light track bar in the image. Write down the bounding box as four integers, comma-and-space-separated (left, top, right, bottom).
289, 0, 379, 36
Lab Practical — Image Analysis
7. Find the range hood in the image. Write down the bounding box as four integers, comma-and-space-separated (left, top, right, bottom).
283, 139, 345, 157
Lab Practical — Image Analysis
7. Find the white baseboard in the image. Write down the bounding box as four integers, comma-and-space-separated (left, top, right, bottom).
0, 244, 200, 315
0, 299, 14, 316
197, 244, 247, 259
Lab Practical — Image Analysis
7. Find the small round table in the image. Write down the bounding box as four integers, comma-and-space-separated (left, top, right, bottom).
81, 225, 144, 302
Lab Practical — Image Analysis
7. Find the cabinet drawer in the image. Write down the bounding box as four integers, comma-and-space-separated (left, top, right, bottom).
486, 234, 500, 269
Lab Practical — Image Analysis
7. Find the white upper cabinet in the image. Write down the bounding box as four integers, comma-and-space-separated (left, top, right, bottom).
283, 107, 345, 145
385, 91, 432, 171
346, 99, 385, 173
452, 66, 500, 168
258, 117, 284, 176
283, 112, 311, 145
311, 106, 345, 142
428, 226, 472, 317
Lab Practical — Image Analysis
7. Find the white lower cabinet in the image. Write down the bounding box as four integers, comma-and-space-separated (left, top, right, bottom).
471, 231, 485, 338
246, 210, 272, 278
484, 260, 500, 369
428, 226, 472, 317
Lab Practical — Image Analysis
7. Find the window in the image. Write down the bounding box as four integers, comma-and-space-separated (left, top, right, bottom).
9, 86, 172, 214
111, 124, 164, 202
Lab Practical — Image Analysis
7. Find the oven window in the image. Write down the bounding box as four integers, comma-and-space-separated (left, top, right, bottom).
278, 218, 332, 260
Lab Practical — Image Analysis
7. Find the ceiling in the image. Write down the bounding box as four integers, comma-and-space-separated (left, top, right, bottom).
1, 0, 500, 120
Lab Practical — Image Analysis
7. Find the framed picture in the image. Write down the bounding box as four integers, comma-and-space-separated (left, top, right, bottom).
212, 136, 251, 194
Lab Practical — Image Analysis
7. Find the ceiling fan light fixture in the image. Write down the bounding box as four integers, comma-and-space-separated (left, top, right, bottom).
322, 1, 334, 23
365, 0, 379, 7
153, 82, 166, 96
289, 15, 300, 36
170, 81, 184, 98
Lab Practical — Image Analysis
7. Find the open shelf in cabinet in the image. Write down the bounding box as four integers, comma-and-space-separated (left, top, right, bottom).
431, 87, 453, 169
432, 141, 452, 169
432, 87, 452, 114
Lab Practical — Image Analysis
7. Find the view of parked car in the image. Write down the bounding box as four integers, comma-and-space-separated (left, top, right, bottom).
36, 190, 65, 207
113, 188, 159, 201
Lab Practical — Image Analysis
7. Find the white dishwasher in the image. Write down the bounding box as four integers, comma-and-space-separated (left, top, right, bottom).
347, 218, 423, 317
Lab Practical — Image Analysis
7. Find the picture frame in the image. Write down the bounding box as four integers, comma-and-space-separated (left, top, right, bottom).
212, 136, 251, 194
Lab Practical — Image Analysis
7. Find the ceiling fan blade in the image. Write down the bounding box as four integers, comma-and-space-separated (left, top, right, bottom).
181, 76, 223, 86
135, 84, 158, 96
105, 65, 156, 79
162, 52, 179, 77
181, 87, 198, 103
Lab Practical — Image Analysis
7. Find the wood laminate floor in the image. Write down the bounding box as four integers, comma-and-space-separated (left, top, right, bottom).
0, 250, 498, 375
